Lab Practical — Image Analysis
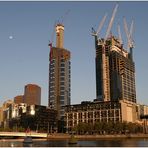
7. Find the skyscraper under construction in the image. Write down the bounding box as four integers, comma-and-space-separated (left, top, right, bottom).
95, 35, 136, 103
48, 23, 71, 120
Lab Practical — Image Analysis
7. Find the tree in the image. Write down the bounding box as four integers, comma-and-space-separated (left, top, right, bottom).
113, 121, 123, 134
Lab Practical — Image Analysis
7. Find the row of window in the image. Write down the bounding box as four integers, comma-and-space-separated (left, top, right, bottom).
67, 118, 120, 127
67, 110, 120, 119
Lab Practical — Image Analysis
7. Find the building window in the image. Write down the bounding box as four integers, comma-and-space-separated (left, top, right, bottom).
60, 101, 65, 105
61, 68, 65, 71
60, 77, 65, 81
60, 73, 65, 76
60, 87, 65, 90
60, 92, 64, 95
61, 63, 65, 67
60, 82, 64, 85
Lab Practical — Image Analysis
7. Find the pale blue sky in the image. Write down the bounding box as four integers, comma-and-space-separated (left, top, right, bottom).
0, 1, 148, 106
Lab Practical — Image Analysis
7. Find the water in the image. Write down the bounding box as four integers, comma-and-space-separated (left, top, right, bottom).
0, 138, 148, 147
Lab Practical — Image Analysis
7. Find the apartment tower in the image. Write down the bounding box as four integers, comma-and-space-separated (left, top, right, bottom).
95, 36, 136, 103
48, 23, 71, 120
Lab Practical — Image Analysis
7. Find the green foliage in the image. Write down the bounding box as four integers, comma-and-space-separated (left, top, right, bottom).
72, 121, 144, 135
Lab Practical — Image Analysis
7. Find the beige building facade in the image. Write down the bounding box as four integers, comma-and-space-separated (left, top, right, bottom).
65, 100, 140, 131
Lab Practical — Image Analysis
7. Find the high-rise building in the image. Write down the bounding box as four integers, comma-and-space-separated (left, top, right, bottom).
48, 23, 71, 120
14, 95, 24, 104
24, 84, 41, 105
95, 35, 136, 103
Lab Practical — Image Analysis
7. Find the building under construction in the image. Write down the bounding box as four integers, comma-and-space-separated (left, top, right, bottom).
91, 4, 136, 103
95, 36, 136, 103
64, 4, 138, 132
48, 23, 71, 120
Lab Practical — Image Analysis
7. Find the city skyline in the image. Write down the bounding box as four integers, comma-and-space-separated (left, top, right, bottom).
0, 1, 148, 106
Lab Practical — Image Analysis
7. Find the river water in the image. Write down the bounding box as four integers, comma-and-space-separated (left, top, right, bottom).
0, 138, 148, 147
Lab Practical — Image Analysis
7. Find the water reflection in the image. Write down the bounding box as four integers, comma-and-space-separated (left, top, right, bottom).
0, 138, 148, 147
23, 143, 33, 147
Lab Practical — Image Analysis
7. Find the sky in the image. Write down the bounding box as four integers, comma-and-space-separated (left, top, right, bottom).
0, 1, 148, 106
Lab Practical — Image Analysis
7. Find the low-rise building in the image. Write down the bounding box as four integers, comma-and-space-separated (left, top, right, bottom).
65, 99, 138, 132
1, 99, 14, 128
8, 103, 57, 132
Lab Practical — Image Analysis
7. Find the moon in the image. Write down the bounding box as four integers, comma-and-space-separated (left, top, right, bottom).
9, 36, 13, 40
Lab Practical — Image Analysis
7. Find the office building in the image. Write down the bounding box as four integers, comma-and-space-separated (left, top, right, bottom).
24, 84, 41, 105
48, 23, 71, 120
95, 36, 136, 103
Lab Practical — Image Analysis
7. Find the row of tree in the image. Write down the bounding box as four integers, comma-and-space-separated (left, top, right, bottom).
72, 121, 144, 135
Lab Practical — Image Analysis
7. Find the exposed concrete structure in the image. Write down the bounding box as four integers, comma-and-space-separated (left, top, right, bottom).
48, 23, 71, 120
95, 36, 136, 103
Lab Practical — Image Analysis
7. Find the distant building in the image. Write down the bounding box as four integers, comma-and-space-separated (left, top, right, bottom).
94, 36, 136, 103
48, 23, 71, 120
2, 100, 14, 108
14, 95, 24, 104
24, 84, 41, 105
1, 99, 14, 128
65, 99, 138, 131
0, 107, 3, 126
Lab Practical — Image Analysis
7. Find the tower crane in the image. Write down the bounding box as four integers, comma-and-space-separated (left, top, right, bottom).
92, 13, 107, 37
91, 13, 107, 48
49, 22, 56, 62
117, 23, 123, 45
129, 19, 134, 48
105, 3, 119, 40
123, 17, 134, 61
60, 9, 70, 24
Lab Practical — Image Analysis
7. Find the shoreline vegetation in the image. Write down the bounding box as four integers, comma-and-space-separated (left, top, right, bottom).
1, 133, 148, 141
47, 133, 148, 140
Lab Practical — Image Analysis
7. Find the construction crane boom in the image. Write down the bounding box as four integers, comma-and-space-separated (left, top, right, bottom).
105, 3, 119, 40
129, 19, 134, 48
129, 20, 134, 38
123, 17, 134, 49
92, 13, 107, 37
123, 17, 130, 48
96, 13, 107, 35
123, 17, 134, 61
117, 23, 122, 45
61, 9, 70, 24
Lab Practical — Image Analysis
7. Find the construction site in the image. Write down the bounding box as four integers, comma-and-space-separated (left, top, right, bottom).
64, 3, 148, 132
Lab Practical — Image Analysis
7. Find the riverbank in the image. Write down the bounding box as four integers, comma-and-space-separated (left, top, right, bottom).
47, 133, 148, 140
1, 133, 148, 141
